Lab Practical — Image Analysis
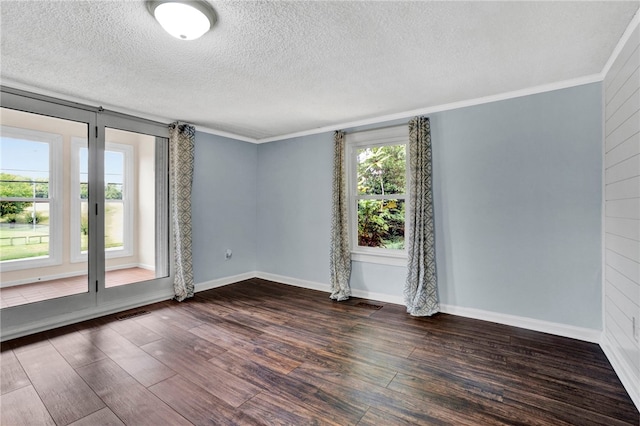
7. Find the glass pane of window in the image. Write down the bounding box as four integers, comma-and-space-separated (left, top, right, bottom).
105, 151, 124, 200
1, 139, 49, 198
105, 150, 124, 252
356, 145, 406, 195
0, 201, 50, 261
105, 201, 124, 250
78, 148, 125, 252
1, 135, 51, 262
80, 201, 88, 252
79, 147, 88, 253
79, 147, 88, 200
357, 199, 405, 249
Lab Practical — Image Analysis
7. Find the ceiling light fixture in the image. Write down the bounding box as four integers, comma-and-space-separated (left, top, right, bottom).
147, 1, 217, 41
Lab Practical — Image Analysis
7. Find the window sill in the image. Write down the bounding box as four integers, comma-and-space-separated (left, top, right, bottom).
351, 251, 407, 267
70, 248, 133, 264
0, 256, 61, 272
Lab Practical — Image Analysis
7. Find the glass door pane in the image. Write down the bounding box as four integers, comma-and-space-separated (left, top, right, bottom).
103, 127, 169, 289
0, 107, 90, 308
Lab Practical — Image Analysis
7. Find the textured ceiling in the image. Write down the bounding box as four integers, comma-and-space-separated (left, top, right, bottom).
1, 1, 638, 141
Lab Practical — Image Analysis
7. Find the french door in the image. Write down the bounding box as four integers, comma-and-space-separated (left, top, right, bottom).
0, 89, 172, 339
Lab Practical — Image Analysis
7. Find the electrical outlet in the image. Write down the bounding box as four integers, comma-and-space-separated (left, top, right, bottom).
633, 317, 639, 342
225, 249, 232, 260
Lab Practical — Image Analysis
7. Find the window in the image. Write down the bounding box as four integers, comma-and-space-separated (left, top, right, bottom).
71, 138, 134, 262
0, 126, 62, 271
346, 126, 409, 265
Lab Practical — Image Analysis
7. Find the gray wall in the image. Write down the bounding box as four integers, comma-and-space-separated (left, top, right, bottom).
255, 83, 603, 329
433, 84, 602, 329
256, 133, 333, 282
192, 131, 257, 283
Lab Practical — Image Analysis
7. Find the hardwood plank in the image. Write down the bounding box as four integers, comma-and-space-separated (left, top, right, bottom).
74, 314, 116, 335
390, 371, 504, 406
0, 349, 30, 394
150, 375, 262, 426
14, 341, 104, 425
189, 319, 263, 350
209, 351, 367, 425
0, 385, 55, 426
238, 391, 345, 426
504, 386, 636, 426
506, 348, 634, 395
47, 330, 107, 369
288, 364, 489, 426
253, 333, 397, 387
387, 372, 527, 426
225, 305, 292, 326
86, 327, 176, 387
135, 314, 228, 359
6, 336, 50, 354
141, 300, 205, 330
261, 321, 334, 350
68, 407, 125, 426
351, 320, 427, 345
357, 407, 423, 426
141, 338, 262, 408
224, 339, 303, 375
408, 345, 520, 388
107, 315, 163, 347
76, 358, 191, 426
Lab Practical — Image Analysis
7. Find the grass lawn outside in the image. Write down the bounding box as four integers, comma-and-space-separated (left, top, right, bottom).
0, 224, 50, 261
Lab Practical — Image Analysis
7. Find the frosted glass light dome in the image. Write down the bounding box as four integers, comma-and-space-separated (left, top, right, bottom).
147, 1, 216, 41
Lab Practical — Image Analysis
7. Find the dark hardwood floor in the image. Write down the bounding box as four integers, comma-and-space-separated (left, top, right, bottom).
1, 278, 638, 425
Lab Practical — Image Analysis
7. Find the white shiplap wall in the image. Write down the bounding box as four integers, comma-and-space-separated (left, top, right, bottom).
603, 21, 640, 409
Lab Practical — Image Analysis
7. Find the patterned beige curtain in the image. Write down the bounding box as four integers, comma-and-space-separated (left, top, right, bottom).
404, 117, 439, 316
169, 122, 195, 301
329, 130, 351, 301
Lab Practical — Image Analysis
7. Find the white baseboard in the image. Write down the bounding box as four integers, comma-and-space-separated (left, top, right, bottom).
106, 263, 142, 272
600, 334, 640, 411
5, 268, 603, 346
440, 304, 602, 344
255, 271, 330, 293
195, 271, 257, 292
251, 272, 600, 343
255, 272, 602, 342
256, 271, 406, 304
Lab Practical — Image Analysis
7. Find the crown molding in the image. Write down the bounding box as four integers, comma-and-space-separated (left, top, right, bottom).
193, 125, 257, 143
601, 7, 640, 78
255, 73, 603, 144
1, 71, 607, 146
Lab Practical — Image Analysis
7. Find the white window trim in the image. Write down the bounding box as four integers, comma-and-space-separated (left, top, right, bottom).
0, 126, 63, 272
70, 138, 134, 263
346, 125, 410, 266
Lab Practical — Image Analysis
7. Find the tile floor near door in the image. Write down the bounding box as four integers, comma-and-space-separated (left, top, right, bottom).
0, 268, 156, 308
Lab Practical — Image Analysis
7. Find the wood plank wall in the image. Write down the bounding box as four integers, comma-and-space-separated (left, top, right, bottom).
603, 20, 640, 407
